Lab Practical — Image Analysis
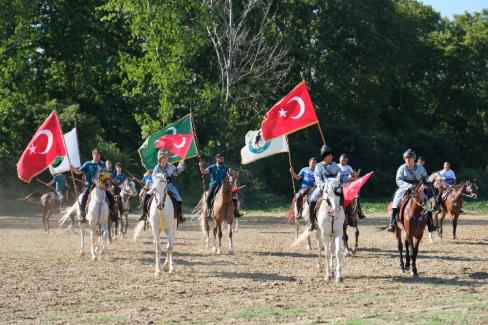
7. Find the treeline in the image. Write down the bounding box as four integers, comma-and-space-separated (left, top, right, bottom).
1, 0, 487, 200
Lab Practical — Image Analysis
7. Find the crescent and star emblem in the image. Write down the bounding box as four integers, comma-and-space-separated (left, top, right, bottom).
28, 129, 53, 155
278, 96, 305, 119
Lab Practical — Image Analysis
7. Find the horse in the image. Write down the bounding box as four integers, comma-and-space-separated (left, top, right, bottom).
19, 191, 70, 233
393, 179, 437, 277
133, 173, 176, 276
292, 178, 345, 282
200, 170, 240, 254
430, 178, 478, 241
343, 198, 360, 256
111, 179, 137, 238
60, 170, 111, 260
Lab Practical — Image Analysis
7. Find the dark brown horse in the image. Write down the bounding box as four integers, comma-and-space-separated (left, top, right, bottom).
343, 170, 364, 255
395, 179, 437, 277
432, 179, 478, 241
20, 191, 71, 232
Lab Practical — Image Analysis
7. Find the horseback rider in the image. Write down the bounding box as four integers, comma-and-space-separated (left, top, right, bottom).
138, 149, 185, 224
199, 153, 243, 220
113, 162, 127, 186
133, 170, 153, 208
70, 149, 117, 224
307, 145, 341, 231
48, 173, 68, 202
386, 149, 437, 233
338, 154, 366, 219
417, 156, 426, 171
290, 157, 317, 220
105, 160, 116, 178
439, 161, 456, 186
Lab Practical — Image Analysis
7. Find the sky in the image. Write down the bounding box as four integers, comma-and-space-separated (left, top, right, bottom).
420, 0, 487, 18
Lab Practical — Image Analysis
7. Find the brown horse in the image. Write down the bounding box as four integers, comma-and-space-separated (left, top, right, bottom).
20, 191, 70, 232
343, 170, 364, 255
432, 179, 478, 241
201, 170, 239, 254
395, 179, 437, 277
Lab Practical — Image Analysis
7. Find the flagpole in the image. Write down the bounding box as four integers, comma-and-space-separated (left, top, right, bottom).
189, 109, 207, 201
285, 135, 296, 195
316, 121, 326, 145
36, 178, 55, 191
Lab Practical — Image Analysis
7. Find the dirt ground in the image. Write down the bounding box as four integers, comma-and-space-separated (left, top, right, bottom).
1, 206, 487, 324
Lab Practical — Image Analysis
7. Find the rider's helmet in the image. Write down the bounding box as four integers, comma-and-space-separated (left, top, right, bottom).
403, 149, 416, 160
320, 145, 333, 158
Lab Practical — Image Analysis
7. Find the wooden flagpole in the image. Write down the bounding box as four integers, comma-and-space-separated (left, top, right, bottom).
36, 178, 55, 191
316, 121, 326, 145
58, 115, 81, 206
285, 135, 296, 195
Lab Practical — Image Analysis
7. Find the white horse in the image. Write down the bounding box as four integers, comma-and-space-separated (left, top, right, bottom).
60, 171, 111, 260
133, 173, 176, 276
292, 178, 345, 282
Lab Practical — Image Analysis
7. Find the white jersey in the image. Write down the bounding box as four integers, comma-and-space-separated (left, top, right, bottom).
439, 169, 456, 185
338, 164, 353, 183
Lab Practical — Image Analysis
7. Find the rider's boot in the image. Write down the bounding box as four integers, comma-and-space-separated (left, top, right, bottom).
138, 194, 150, 222
176, 201, 185, 224
386, 208, 398, 232
307, 201, 318, 231
427, 211, 438, 232
296, 202, 303, 220
233, 199, 243, 218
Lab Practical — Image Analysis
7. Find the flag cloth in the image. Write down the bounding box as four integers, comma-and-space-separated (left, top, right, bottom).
343, 172, 374, 207
48, 128, 81, 175
155, 134, 194, 158
240, 130, 288, 165
261, 81, 318, 140
138, 114, 198, 170
17, 111, 67, 182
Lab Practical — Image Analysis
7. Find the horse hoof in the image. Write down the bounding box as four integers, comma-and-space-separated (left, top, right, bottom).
162, 263, 170, 272
91, 256, 96, 261
155, 271, 161, 277
318, 264, 324, 272
228, 249, 235, 255
345, 251, 352, 257
411, 272, 419, 278
336, 277, 344, 283
325, 275, 332, 281
452, 236, 458, 241
405, 265, 410, 271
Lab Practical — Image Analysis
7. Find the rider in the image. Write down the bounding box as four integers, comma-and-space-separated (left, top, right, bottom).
307, 145, 341, 231
138, 150, 185, 224
113, 162, 127, 186
290, 157, 317, 220
199, 153, 243, 220
338, 154, 366, 219
70, 149, 116, 223
386, 149, 437, 233
439, 161, 456, 186
417, 156, 426, 170
48, 173, 68, 202
105, 160, 116, 178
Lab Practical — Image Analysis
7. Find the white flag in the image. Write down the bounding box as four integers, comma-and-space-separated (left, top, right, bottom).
49, 128, 81, 175
241, 130, 288, 165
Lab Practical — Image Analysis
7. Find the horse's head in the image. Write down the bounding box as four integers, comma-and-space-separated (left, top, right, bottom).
415, 178, 437, 211
465, 178, 479, 199
122, 179, 138, 197
429, 172, 444, 190
151, 173, 168, 193
227, 169, 240, 191
323, 178, 343, 214
94, 169, 111, 190
350, 169, 361, 181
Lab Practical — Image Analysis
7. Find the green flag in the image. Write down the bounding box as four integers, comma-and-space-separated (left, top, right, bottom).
138, 114, 198, 170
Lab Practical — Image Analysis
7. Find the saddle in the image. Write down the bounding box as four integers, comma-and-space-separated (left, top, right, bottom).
396, 191, 413, 225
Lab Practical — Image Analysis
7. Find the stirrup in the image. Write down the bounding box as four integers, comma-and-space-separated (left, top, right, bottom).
386, 224, 396, 232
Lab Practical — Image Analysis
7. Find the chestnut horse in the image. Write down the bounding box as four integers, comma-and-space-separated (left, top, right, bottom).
431, 179, 478, 241
395, 179, 437, 277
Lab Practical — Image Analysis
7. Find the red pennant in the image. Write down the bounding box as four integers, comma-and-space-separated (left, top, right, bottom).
17, 112, 67, 182
155, 134, 193, 158
343, 172, 374, 207
261, 81, 318, 140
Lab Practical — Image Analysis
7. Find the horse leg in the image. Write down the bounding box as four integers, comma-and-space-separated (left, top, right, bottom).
326, 235, 334, 280
452, 214, 459, 240
212, 223, 219, 253
151, 217, 162, 276
335, 233, 344, 282
404, 239, 410, 271
162, 226, 174, 273
90, 221, 97, 261
397, 232, 405, 274
228, 222, 234, 254
438, 213, 446, 240
217, 223, 223, 254
306, 234, 312, 251
343, 223, 351, 257
79, 222, 85, 257
353, 226, 359, 254
411, 238, 420, 277
316, 229, 324, 272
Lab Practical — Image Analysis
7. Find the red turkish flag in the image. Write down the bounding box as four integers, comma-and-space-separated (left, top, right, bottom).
261, 81, 318, 140
343, 172, 374, 207
17, 111, 67, 182
155, 134, 194, 158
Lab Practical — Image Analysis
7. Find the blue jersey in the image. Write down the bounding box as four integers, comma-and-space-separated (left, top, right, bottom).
80, 161, 105, 186
298, 167, 315, 189
207, 164, 229, 188
53, 174, 66, 192
143, 175, 153, 187
113, 172, 127, 186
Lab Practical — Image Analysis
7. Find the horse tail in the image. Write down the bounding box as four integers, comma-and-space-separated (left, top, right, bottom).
59, 203, 78, 227
290, 228, 314, 248
133, 221, 145, 242
18, 192, 43, 202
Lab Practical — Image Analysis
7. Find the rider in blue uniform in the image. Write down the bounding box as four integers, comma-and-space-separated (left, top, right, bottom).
199, 153, 242, 220
290, 157, 317, 219
70, 149, 116, 223
307, 145, 341, 231
113, 162, 127, 186
48, 173, 68, 202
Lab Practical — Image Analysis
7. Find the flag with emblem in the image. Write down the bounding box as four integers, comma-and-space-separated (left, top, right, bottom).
155, 134, 194, 158
17, 111, 67, 182
240, 130, 289, 165
261, 81, 318, 140
138, 114, 198, 170
48, 128, 81, 175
